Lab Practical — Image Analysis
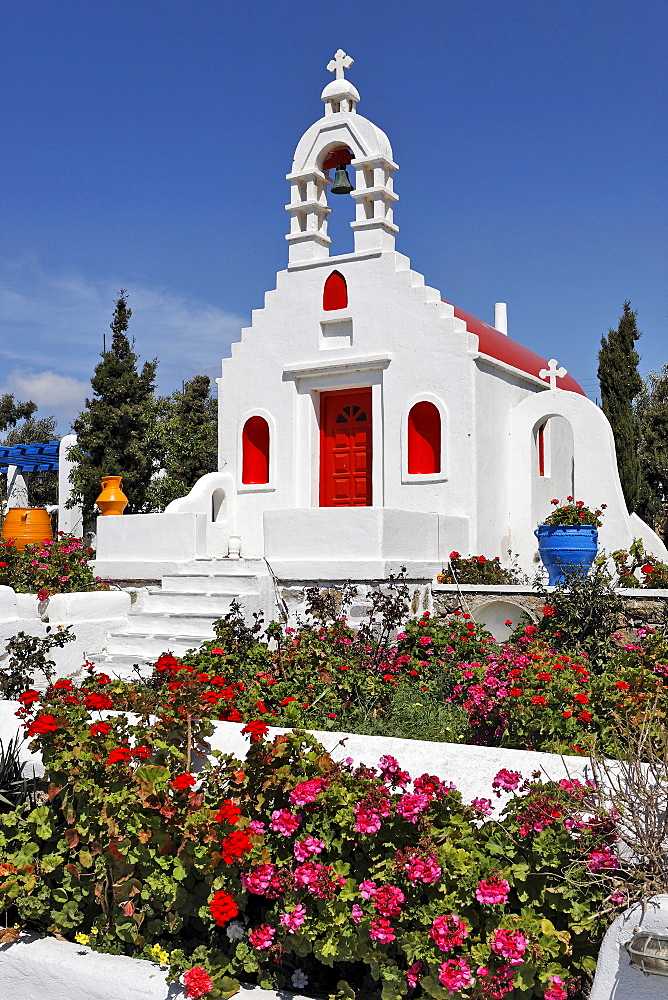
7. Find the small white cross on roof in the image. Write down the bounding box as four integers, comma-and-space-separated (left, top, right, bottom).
327, 49, 354, 80
539, 358, 567, 390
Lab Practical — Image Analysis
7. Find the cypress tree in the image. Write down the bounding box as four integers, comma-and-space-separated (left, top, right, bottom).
69, 291, 158, 524
597, 302, 643, 511
636, 365, 668, 539
146, 374, 218, 509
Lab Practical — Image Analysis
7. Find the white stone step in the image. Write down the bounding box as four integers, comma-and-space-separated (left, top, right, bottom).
83, 653, 155, 680
123, 612, 219, 637
141, 589, 253, 615
161, 574, 260, 594
105, 632, 209, 658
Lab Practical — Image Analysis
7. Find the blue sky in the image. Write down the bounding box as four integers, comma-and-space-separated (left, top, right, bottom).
2, 0, 666, 431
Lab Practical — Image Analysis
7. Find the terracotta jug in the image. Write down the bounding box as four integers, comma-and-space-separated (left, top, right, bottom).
1, 508, 53, 550
96, 476, 128, 516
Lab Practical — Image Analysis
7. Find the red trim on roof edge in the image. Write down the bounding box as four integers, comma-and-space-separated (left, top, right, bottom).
445, 302, 585, 396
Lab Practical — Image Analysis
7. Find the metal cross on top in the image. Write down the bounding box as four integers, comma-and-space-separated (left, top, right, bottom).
539, 358, 567, 390
327, 49, 354, 80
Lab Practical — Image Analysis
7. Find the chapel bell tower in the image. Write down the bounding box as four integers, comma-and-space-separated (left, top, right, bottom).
286, 50, 400, 264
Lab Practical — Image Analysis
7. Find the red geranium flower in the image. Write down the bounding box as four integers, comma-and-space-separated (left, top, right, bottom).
155, 653, 179, 672
172, 772, 197, 791
215, 799, 242, 826
18, 689, 40, 708
616, 681, 630, 690
574, 693, 589, 704
530, 695, 547, 706
241, 720, 269, 741
221, 829, 253, 863
85, 693, 113, 711
449, 551, 460, 561
509, 688, 523, 696
26, 713, 59, 736
183, 966, 214, 999
209, 889, 238, 926
577, 710, 592, 723
542, 605, 555, 617
211, 647, 225, 655
476, 555, 486, 565
89, 721, 111, 737
641, 565, 654, 574
563, 711, 572, 718
107, 747, 132, 765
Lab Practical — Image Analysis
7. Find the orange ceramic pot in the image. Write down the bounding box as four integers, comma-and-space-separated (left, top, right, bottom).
1, 508, 53, 550
96, 476, 128, 516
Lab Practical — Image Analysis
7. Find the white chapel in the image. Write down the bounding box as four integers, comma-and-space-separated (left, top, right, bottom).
95, 52, 668, 585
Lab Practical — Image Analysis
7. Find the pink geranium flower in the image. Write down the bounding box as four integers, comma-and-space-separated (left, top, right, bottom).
241, 863, 275, 895
294, 836, 325, 861
269, 808, 302, 836
544, 975, 568, 999
490, 928, 528, 965
438, 957, 475, 991
372, 885, 405, 917
369, 917, 395, 943
475, 877, 510, 905
395, 792, 429, 823
492, 769, 522, 796
248, 924, 276, 950
290, 778, 326, 806
280, 904, 307, 932
403, 852, 442, 884
429, 914, 468, 952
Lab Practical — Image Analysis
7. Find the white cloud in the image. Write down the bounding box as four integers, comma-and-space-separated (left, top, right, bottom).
0, 259, 245, 432
0, 368, 89, 431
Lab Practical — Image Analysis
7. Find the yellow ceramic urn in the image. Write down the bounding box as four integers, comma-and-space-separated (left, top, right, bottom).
1, 508, 53, 550
96, 476, 128, 516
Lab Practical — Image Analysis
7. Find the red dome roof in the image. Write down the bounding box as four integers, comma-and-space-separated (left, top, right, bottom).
445, 302, 585, 396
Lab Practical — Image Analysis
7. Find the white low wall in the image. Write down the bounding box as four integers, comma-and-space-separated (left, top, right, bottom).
0, 932, 293, 1000
264, 507, 443, 579
0, 588, 131, 680
590, 895, 668, 999
93, 511, 208, 579
0, 706, 589, 806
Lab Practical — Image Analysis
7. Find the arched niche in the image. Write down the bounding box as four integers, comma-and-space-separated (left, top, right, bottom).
408, 401, 441, 475
323, 271, 348, 311
241, 416, 270, 485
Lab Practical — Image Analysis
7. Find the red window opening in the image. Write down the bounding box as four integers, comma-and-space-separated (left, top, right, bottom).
242, 416, 270, 484
323, 271, 348, 311
407, 401, 441, 475
538, 421, 546, 477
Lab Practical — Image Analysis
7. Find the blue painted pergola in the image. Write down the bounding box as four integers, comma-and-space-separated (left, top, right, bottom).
0, 441, 60, 473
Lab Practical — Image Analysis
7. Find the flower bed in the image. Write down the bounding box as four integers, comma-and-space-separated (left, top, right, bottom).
1, 669, 621, 1000
0, 534, 109, 600
87, 597, 668, 756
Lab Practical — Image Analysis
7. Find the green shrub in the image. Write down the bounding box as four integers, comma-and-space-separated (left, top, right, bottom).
0, 534, 109, 600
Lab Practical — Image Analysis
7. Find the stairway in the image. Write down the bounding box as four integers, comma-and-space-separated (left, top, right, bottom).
87, 559, 273, 679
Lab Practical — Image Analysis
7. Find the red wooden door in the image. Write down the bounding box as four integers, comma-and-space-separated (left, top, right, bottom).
320, 389, 372, 506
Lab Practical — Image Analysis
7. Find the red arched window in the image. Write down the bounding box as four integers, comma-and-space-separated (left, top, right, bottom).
408, 401, 441, 475
242, 416, 270, 484
323, 271, 348, 311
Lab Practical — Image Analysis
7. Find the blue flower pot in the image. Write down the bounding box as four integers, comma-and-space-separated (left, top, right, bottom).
534, 524, 598, 586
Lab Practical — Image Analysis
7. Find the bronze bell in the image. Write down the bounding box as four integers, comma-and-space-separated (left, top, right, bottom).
330, 164, 354, 194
